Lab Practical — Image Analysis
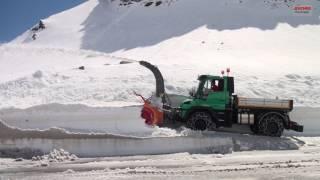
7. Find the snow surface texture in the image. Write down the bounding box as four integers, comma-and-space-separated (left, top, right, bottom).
2, 141, 320, 179
0, 0, 318, 109
1, 103, 320, 136
32, 149, 78, 162
0, 44, 319, 109
0, 44, 152, 108
0, 119, 302, 158
0, 104, 319, 159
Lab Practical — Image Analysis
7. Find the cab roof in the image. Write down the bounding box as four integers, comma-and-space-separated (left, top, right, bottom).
198, 75, 233, 80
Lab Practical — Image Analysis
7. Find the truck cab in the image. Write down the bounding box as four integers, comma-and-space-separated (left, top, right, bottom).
179, 75, 234, 127
196, 75, 234, 110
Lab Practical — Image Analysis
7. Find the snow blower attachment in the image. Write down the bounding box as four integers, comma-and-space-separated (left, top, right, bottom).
134, 92, 164, 126
137, 61, 304, 137
135, 61, 166, 126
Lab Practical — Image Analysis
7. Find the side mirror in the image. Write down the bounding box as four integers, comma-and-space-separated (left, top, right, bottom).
189, 87, 197, 97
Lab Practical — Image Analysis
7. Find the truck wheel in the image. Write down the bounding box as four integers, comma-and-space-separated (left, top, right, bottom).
258, 113, 284, 137
187, 111, 216, 131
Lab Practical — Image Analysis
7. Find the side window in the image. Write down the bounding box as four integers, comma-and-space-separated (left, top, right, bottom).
202, 79, 225, 96
211, 79, 224, 92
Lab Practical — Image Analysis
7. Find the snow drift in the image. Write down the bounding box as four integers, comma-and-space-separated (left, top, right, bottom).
0, 119, 301, 158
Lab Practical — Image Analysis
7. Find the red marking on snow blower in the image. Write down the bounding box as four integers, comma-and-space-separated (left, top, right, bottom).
134, 92, 164, 126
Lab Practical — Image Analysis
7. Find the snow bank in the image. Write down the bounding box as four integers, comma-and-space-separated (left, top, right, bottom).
0, 44, 320, 109
1, 103, 319, 136
0, 119, 301, 158
0, 118, 131, 139
0, 103, 154, 136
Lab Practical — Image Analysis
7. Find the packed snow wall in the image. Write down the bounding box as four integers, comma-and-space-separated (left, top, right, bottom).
0, 119, 301, 158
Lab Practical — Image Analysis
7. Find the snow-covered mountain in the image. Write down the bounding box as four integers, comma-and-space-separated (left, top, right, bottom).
1, 0, 320, 108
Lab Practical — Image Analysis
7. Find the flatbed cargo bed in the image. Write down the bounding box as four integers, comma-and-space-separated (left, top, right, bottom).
236, 97, 293, 111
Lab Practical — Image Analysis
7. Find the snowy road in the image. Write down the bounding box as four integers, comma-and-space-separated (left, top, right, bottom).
1, 105, 318, 179
0, 100, 319, 179
0, 104, 318, 158
1, 140, 320, 180
0, 104, 319, 136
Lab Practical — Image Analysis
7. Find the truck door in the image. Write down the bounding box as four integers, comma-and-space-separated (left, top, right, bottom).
202, 78, 229, 110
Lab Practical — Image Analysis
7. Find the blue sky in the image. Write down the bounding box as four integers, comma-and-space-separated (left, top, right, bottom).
0, 0, 85, 42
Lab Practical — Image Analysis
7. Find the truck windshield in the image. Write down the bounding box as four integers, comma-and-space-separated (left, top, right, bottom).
202, 80, 212, 96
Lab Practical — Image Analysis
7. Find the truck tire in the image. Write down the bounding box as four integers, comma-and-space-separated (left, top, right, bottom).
187, 111, 216, 131
250, 124, 259, 134
258, 113, 284, 137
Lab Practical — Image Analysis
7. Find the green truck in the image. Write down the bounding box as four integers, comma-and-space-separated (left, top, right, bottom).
138, 61, 303, 137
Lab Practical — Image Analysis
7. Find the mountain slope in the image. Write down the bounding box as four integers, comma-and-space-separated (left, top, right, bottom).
12, 0, 320, 76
